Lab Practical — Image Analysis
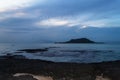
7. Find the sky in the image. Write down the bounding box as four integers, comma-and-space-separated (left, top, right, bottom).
0, 0, 120, 43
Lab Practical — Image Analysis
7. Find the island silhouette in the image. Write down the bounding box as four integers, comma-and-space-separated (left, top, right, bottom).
56, 38, 101, 44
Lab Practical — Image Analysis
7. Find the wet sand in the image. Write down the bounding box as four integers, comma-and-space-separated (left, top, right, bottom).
0, 59, 120, 80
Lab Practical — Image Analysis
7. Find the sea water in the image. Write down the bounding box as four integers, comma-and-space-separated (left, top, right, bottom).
0, 43, 120, 63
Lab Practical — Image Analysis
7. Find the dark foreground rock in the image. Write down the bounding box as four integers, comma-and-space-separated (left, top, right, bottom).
0, 59, 120, 80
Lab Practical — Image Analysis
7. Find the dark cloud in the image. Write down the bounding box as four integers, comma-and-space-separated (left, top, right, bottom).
27, 0, 120, 17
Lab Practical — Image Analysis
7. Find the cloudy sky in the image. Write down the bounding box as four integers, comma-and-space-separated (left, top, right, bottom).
0, 0, 120, 43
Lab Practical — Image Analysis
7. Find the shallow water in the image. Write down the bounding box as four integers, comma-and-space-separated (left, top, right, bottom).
0, 43, 120, 63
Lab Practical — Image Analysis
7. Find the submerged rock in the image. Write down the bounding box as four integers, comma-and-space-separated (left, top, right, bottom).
18, 48, 48, 53
0, 54, 26, 59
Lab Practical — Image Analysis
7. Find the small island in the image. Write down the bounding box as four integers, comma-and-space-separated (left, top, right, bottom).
56, 38, 100, 44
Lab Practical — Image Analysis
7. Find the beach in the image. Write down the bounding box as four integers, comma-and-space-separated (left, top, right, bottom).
0, 58, 120, 80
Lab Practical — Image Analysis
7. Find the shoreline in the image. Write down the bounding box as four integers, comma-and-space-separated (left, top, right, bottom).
0, 47, 120, 80
0, 58, 120, 80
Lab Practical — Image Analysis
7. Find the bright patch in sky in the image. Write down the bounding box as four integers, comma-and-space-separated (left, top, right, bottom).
36, 19, 69, 27
0, 0, 34, 12
36, 17, 107, 28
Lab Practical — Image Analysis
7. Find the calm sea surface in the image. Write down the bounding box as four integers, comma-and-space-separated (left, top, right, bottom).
0, 43, 120, 63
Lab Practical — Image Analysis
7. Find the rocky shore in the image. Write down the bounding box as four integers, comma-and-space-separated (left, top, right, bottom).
0, 58, 120, 80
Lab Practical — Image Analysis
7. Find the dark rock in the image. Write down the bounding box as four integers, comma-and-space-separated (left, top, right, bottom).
61, 50, 113, 53
0, 59, 120, 80
0, 54, 26, 59
18, 48, 48, 53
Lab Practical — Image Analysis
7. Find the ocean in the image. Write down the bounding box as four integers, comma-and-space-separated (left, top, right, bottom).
0, 43, 120, 63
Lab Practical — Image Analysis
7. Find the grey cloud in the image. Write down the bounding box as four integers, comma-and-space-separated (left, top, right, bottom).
27, 0, 120, 17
